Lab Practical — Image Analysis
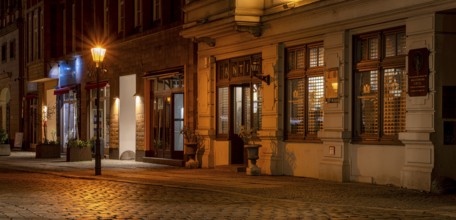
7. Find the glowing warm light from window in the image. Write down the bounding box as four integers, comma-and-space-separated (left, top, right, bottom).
42, 106, 48, 121
331, 82, 338, 91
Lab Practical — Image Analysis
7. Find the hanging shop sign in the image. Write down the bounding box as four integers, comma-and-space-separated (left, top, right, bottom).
408, 48, 429, 97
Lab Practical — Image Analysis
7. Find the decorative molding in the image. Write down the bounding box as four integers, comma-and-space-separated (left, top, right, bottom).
193, 37, 216, 47
235, 24, 262, 37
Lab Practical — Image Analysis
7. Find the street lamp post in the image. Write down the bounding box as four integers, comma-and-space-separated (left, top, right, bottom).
91, 47, 106, 176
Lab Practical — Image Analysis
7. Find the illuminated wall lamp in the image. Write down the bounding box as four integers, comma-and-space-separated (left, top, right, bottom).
251, 60, 271, 85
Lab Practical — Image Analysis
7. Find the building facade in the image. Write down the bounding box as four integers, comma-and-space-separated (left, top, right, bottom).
181, 0, 456, 191
18, 0, 197, 163
24, 0, 97, 151
105, 0, 197, 161
0, 0, 23, 147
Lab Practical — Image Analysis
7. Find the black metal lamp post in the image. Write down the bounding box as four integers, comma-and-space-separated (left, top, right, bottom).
90, 46, 106, 176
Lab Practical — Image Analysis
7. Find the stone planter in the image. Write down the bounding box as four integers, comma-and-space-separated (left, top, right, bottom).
0, 144, 10, 156
67, 147, 92, 162
185, 143, 198, 158
244, 144, 261, 176
36, 144, 61, 159
184, 143, 199, 168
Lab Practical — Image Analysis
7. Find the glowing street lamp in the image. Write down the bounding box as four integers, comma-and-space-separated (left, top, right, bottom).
91, 46, 106, 176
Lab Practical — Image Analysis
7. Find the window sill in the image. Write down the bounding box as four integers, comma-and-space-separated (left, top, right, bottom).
351, 139, 404, 146
284, 139, 323, 144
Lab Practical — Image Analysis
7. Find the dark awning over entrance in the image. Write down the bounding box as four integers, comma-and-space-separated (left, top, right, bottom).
54, 85, 76, 95
85, 81, 109, 90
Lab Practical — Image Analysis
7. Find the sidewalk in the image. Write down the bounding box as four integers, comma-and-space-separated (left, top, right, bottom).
1, 151, 456, 218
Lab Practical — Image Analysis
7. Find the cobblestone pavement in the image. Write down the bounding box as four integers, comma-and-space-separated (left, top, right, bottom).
0, 151, 455, 219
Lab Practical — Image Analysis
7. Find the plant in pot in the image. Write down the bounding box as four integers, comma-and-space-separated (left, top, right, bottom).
238, 125, 262, 176
41, 104, 57, 144
153, 139, 164, 157
36, 131, 60, 159
0, 129, 10, 156
180, 126, 202, 168
67, 138, 92, 162
36, 105, 61, 159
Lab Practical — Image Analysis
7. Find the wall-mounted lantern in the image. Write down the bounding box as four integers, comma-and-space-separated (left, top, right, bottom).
251, 60, 271, 85
325, 68, 339, 103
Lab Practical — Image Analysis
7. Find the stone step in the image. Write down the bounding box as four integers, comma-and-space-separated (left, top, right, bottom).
143, 157, 185, 167
215, 165, 246, 173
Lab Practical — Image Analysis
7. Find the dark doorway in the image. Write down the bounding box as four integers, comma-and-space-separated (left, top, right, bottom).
151, 73, 184, 160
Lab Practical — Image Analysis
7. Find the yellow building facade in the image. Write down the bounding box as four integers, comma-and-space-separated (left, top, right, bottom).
181, 0, 456, 191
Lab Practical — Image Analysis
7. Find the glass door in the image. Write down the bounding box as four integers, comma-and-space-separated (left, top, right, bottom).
151, 73, 184, 159
173, 93, 184, 158
153, 95, 171, 158
231, 85, 250, 164
230, 84, 261, 164
60, 91, 78, 151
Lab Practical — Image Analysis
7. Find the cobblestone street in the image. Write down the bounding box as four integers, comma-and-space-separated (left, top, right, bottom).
0, 152, 455, 219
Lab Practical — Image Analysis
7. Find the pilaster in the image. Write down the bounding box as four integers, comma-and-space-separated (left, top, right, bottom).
258, 44, 283, 175
399, 14, 436, 191
318, 30, 350, 182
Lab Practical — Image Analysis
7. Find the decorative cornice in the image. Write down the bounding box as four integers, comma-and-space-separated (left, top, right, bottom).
235, 24, 262, 37
193, 37, 216, 47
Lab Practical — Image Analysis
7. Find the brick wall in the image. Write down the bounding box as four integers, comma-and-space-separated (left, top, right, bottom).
107, 26, 196, 154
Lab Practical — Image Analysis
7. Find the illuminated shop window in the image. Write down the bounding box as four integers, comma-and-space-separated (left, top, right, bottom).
285, 43, 324, 141
353, 27, 406, 143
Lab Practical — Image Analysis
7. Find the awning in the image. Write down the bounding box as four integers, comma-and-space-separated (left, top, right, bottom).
28, 77, 58, 83
85, 81, 109, 90
143, 67, 183, 79
25, 93, 38, 99
54, 85, 76, 95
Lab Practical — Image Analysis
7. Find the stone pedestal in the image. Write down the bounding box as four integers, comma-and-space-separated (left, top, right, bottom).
245, 144, 261, 176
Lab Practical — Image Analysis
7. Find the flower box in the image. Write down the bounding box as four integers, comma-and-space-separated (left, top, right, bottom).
36, 144, 61, 158
67, 146, 92, 162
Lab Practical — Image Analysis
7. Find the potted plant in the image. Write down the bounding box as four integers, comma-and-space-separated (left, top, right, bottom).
36, 136, 61, 159
153, 139, 164, 157
36, 105, 61, 159
0, 129, 10, 156
238, 125, 262, 176
67, 139, 92, 162
41, 104, 56, 145
180, 126, 201, 168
